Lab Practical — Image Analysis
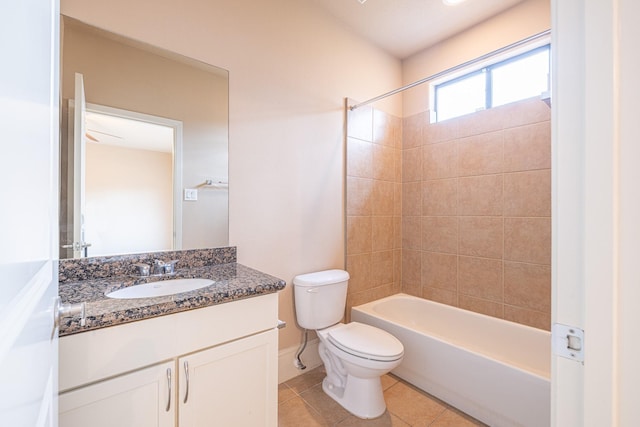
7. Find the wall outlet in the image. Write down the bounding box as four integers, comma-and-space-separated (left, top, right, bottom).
184, 188, 198, 201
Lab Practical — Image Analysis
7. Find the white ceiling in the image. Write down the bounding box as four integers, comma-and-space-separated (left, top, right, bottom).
85, 111, 174, 153
310, 0, 527, 59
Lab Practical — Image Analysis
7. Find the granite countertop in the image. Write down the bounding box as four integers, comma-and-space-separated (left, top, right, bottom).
58, 262, 286, 336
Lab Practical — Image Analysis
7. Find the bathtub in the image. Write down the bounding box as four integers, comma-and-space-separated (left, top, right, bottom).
351, 294, 550, 427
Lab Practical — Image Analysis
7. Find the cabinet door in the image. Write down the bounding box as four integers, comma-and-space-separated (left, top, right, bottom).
59, 361, 175, 427
179, 329, 277, 427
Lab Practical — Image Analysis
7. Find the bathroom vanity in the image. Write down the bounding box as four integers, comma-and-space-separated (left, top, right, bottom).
57, 248, 285, 427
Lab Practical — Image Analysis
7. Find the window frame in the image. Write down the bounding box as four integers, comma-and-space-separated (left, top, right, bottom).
432, 43, 551, 123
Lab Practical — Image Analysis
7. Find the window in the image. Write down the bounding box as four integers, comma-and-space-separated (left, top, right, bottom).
433, 44, 550, 122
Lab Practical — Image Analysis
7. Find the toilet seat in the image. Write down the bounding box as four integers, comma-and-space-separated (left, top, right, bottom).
326, 322, 404, 362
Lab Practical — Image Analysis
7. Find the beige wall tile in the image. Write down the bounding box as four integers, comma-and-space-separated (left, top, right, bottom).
504, 121, 551, 172
373, 109, 402, 148
346, 216, 371, 255
402, 181, 422, 216
456, 106, 504, 138
504, 217, 551, 265
458, 294, 503, 318
347, 137, 372, 178
402, 249, 422, 288
394, 182, 402, 216
458, 256, 503, 301
458, 132, 504, 177
458, 175, 503, 216
458, 216, 503, 259
372, 180, 395, 216
346, 177, 372, 216
347, 104, 373, 140
504, 261, 551, 313
422, 179, 457, 216
504, 170, 551, 217
422, 286, 458, 307
372, 216, 394, 251
346, 253, 372, 294
373, 144, 396, 181
500, 97, 551, 129
394, 147, 402, 182
424, 118, 458, 144
504, 305, 550, 330
372, 250, 394, 286
393, 216, 402, 249
422, 216, 458, 254
393, 249, 402, 284
402, 147, 422, 182
402, 216, 422, 250
403, 112, 426, 149
422, 251, 457, 291
347, 283, 397, 315
423, 140, 458, 180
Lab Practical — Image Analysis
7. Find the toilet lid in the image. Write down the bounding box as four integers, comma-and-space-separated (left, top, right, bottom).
327, 322, 404, 362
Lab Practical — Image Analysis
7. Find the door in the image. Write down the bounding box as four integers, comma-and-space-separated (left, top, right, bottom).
59, 361, 175, 427
552, 0, 640, 425
69, 72, 90, 258
0, 0, 60, 425
178, 329, 278, 427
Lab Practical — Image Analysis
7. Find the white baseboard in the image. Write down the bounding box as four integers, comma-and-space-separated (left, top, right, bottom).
278, 338, 323, 384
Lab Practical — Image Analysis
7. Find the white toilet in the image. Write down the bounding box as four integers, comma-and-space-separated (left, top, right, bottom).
293, 269, 404, 419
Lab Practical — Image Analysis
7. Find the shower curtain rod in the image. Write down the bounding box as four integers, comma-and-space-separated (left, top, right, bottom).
348, 29, 551, 111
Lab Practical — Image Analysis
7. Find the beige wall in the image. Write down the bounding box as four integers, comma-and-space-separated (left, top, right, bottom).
61, 0, 403, 351
86, 143, 173, 256
402, 0, 551, 116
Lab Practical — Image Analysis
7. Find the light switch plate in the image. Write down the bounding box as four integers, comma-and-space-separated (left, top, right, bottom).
184, 188, 198, 201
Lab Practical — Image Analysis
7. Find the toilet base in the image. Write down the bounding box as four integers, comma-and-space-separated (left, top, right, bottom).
322, 374, 386, 419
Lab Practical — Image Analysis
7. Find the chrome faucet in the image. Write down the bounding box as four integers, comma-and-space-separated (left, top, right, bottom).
151, 259, 178, 276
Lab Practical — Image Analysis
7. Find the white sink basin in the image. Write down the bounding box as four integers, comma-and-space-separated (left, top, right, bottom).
106, 278, 214, 299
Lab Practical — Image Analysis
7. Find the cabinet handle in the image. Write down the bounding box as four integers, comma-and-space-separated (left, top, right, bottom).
166, 368, 172, 412
183, 361, 190, 404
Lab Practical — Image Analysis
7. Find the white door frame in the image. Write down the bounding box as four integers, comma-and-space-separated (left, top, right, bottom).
552, 0, 640, 424
74, 101, 184, 252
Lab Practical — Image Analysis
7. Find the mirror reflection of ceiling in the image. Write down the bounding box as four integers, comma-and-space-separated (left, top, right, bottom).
310, 0, 528, 58
85, 111, 174, 153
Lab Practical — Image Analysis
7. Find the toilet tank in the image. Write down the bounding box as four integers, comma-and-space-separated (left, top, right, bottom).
293, 269, 349, 330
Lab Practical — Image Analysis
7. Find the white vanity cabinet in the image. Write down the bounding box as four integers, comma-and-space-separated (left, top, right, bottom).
58, 293, 278, 427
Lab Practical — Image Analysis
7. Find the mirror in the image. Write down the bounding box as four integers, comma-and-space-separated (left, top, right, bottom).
59, 16, 229, 259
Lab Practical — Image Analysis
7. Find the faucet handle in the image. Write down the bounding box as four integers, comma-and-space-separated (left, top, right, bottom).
133, 263, 151, 277
164, 260, 178, 275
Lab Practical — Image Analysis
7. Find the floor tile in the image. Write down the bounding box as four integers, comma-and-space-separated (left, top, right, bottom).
279, 365, 486, 427
430, 408, 486, 426
299, 383, 351, 425
384, 381, 447, 425
278, 383, 297, 404
285, 366, 326, 394
336, 411, 410, 426
278, 396, 328, 427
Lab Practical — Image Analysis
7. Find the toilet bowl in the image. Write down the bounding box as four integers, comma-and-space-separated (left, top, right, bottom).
317, 322, 403, 418
293, 270, 404, 419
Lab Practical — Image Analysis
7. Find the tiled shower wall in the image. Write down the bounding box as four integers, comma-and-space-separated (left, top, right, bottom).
402, 98, 552, 330
345, 103, 403, 319
346, 97, 551, 330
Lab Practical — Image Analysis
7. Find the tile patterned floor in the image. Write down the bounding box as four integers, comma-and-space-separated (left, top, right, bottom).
278, 366, 487, 426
